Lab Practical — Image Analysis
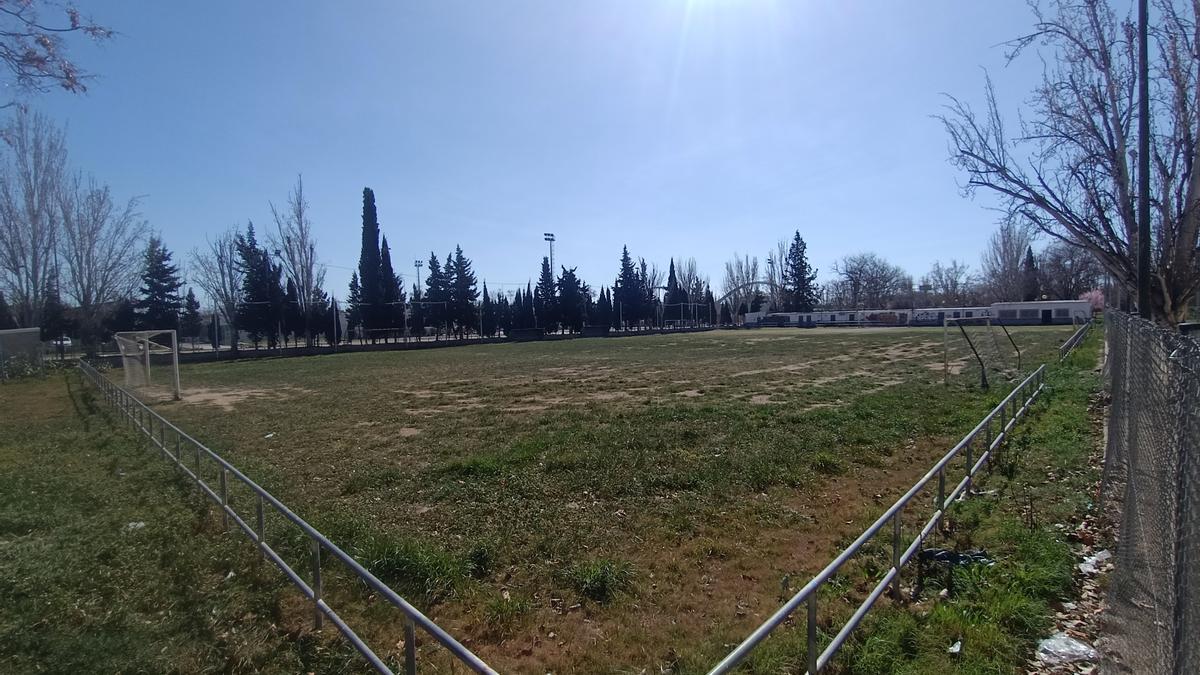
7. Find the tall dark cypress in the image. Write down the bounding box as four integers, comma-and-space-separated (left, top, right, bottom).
534, 256, 557, 332
449, 246, 478, 338
347, 272, 363, 341
357, 188, 382, 333
425, 251, 448, 336
380, 235, 405, 338
614, 246, 640, 329
481, 282, 496, 337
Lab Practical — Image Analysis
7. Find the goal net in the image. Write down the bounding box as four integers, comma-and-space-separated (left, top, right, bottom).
942, 317, 1020, 389
115, 330, 181, 400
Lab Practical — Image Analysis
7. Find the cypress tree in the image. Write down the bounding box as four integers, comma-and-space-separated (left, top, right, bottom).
449, 245, 478, 338
347, 272, 363, 342
783, 231, 820, 312
497, 293, 511, 335
409, 283, 426, 340
380, 235, 405, 339
357, 188, 382, 333
720, 301, 733, 325
481, 283, 496, 337
1022, 246, 1040, 301
323, 298, 343, 346
424, 251, 448, 337
523, 282, 535, 328
136, 236, 184, 331
705, 285, 717, 325
283, 279, 301, 345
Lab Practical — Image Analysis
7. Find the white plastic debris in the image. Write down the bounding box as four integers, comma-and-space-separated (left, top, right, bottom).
1036, 632, 1098, 664
123, 521, 145, 532
1078, 549, 1112, 574
264, 432, 276, 439
948, 640, 962, 654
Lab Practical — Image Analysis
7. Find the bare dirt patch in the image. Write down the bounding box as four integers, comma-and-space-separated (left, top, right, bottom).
174, 386, 310, 411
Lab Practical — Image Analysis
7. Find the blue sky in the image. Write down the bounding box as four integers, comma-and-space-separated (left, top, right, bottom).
42, 1, 1049, 302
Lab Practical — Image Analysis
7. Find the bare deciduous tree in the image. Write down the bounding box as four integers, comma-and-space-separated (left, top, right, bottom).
721, 253, 759, 314
674, 256, 706, 301
980, 222, 1034, 302
941, 0, 1200, 324
190, 228, 243, 351
0, 3, 113, 105
921, 259, 979, 306
0, 108, 67, 327
764, 239, 787, 311
1039, 240, 1104, 300
58, 174, 145, 347
268, 175, 325, 346
831, 252, 908, 308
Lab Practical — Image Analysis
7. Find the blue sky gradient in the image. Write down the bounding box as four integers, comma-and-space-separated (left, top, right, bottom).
42, 1, 1048, 301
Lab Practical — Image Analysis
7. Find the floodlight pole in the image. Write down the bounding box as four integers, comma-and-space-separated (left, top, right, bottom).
544, 233, 556, 273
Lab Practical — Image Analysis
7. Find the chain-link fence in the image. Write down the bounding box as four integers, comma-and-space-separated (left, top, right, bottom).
1102, 310, 1199, 674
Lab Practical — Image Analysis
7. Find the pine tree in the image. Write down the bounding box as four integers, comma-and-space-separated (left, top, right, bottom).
0, 291, 16, 329
283, 279, 302, 345
783, 231, 820, 312
379, 235, 405, 340
42, 279, 70, 343
323, 299, 343, 346
136, 236, 184, 330
181, 288, 203, 347
720, 301, 733, 325
347, 272, 363, 342
750, 291, 766, 312
497, 293, 512, 335
481, 283, 497, 337
523, 282, 535, 328
613, 246, 641, 329
357, 188, 382, 333
236, 224, 284, 348
449, 246, 478, 338
1022, 246, 1040, 301
705, 285, 717, 326
639, 258, 657, 327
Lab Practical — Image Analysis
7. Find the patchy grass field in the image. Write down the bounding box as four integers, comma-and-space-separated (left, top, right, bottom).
122, 325, 1074, 673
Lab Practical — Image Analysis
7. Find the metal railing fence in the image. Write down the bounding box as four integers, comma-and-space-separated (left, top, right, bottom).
710, 323, 1094, 674
77, 360, 496, 675
1059, 319, 1093, 361
1101, 311, 1199, 674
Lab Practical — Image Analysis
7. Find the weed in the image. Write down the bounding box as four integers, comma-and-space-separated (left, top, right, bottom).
565, 558, 633, 602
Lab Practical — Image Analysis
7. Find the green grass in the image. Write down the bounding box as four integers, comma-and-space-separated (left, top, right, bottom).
91, 325, 1075, 672
0, 373, 361, 673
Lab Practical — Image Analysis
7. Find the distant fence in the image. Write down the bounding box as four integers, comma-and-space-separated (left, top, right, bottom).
709, 323, 1094, 674
1101, 311, 1199, 674
77, 361, 496, 675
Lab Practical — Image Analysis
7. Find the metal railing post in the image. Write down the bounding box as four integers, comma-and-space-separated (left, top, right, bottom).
220, 469, 229, 530
405, 618, 417, 675
195, 443, 202, 478
256, 494, 266, 563
965, 437, 973, 493
891, 509, 902, 600
312, 539, 324, 629
807, 594, 818, 674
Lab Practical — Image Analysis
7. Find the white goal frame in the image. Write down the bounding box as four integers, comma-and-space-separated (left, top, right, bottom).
114, 330, 181, 400
943, 316, 1004, 389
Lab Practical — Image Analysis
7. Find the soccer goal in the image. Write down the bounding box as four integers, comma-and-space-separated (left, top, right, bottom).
942, 317, 1021, 389
114, 330, 181, 400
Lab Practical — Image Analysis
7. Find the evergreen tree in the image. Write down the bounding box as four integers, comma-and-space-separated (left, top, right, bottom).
750, 290, 766, 312
705, 285, 717, 325
448, 245, 479, 338
379, 236, 405, 339
613, 246, 641, 329
534, 256, 557, 332
639, 258, 657, 327
41, 279, 70, 343
424, 251, 449, 336
1022, 246, 1040, 301
0, 291, 16, 329
720, 301, 733, 325
522, 282, 535, 328
105, 299, 138, 336
136, 236, 184, 330
283, 279, 302, 345
357, 188, 382, 333
664, 258, 688, 322
323, 299, 343, 346
497, 293, 512, 335
346, 272, 363, 342
481, 283, 497, 337
557, 266, 585, 333
782, 231, 820, 312
409, 284, 426, 340
181, 288, 203, 347
236, 223, 284, 348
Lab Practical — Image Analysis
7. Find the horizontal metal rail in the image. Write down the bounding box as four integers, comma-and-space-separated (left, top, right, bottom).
712, 323, 1096, 673
77, 360, 496, 675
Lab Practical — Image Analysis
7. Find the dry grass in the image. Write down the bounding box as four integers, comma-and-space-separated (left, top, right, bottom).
125, 326, 1073, 673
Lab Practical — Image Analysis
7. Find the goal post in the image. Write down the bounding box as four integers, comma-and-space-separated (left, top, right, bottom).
943, 317, 1020, 389
114, 330, 181, 401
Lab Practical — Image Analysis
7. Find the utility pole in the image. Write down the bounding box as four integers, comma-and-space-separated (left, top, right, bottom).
543, 233, 555, 273
1137, 0, 1152, 320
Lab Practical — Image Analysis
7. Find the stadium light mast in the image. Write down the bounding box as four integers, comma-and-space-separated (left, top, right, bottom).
543, 233, 555, 272
413, 259, 424, 289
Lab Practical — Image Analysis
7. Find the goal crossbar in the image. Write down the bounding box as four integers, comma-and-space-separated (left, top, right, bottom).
115, 330, 181, 400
